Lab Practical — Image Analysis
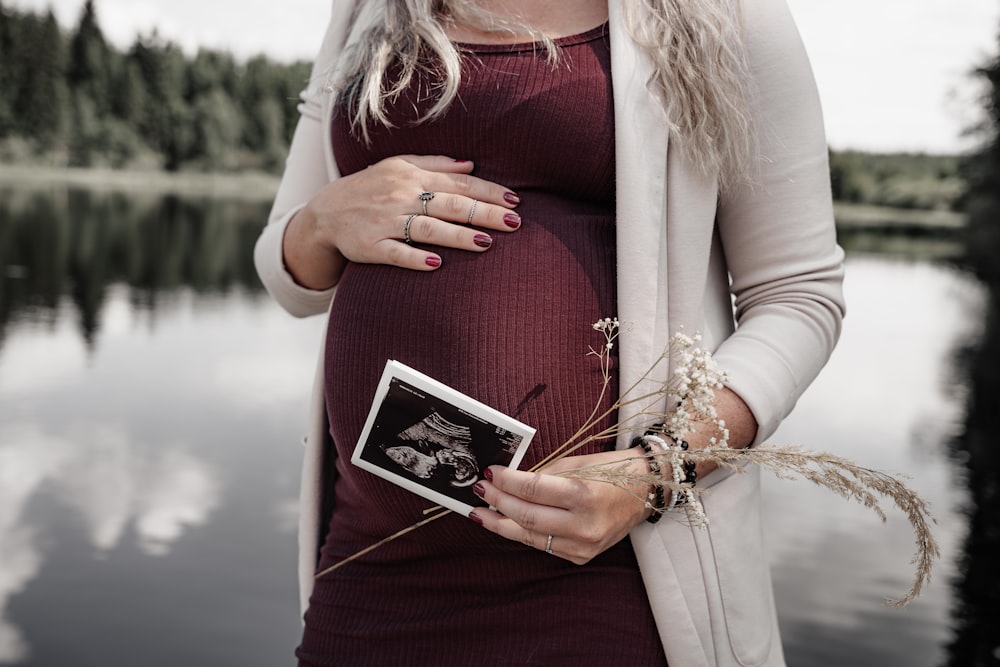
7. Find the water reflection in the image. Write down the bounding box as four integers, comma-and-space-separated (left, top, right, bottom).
0, 186, 265, 346
0, 186, 309, 666
0, 422, 219, 661
0, 183, 994, 666
837, 224, 964, 263
764, 257, 976, 667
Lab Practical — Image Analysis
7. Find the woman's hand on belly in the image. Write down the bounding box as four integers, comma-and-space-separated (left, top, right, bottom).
282, 155, 522, 289
468, 448, 652, 565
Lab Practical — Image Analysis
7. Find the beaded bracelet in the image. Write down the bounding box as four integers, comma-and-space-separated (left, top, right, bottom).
644, 434, 683, 510
644, 434, 698, 510
633, 435, 666, 523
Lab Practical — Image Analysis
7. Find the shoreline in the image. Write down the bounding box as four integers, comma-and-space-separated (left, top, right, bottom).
833, 201, 965, 233
0, 165, 281, 201
0, 165, 968, 232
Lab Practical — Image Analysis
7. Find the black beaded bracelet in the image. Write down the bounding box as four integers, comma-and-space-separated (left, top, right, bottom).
633, 435, 666, 523
671, 458, 698, 507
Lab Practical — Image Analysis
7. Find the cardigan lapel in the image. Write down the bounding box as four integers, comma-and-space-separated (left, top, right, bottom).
608, 0, 672, 440
610, 4, 719, 665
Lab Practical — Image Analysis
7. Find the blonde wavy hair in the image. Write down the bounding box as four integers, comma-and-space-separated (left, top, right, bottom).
337, 0, 756, 190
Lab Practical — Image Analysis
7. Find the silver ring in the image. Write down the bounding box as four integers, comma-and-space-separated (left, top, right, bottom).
545, 534, 553, 555
403, 213, 418, 245
467, 199, 478, 225
419, 191, 435, 216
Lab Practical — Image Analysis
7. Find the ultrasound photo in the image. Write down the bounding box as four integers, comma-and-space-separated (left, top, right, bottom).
352, 361, 535, 515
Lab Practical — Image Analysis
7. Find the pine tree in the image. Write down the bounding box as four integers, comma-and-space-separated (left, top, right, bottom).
69, 0, 112, 116
0, 1, 15, 136
129, 32, 192, 170
13, 10, 68, 148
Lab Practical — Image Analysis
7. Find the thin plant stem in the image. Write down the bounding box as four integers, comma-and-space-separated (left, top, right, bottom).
313, 507, 452, 578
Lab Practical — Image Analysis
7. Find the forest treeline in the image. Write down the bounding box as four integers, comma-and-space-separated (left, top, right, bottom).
829, 150, 963, 211
0, 0, 969, 208
0, 0, 309, 172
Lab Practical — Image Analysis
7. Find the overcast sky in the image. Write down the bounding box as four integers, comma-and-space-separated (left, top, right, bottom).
8, 0, 999, 153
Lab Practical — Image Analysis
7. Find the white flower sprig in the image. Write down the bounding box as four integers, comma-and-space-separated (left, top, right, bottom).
534, 324, 727, 473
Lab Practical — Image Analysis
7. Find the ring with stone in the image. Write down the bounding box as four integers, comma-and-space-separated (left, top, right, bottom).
419, 191, 435, 216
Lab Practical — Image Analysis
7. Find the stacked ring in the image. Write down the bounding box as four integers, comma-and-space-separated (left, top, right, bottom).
467, 199, 478, 225
403, 213, 418, 245
544, 534, 554, 555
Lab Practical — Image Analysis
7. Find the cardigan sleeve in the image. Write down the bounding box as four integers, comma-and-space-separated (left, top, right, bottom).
253, 1, 356, 318
712, 0, 847, 445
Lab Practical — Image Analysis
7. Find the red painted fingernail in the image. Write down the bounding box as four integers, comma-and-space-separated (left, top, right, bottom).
468, 511, 484, 525
503, 213, 521, 229
473, 234, 492, 248
472, 482, 486, 498
503, 192, 520, 205
454, 159, 471, 163
425, 256, 441, 268
483, 468, 493, 482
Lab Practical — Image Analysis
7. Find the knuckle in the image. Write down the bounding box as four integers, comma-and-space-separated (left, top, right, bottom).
520, 473, 543, 501
444, 194, 465, 217
519, 528, 535, 549
415, 216, 435, 241
566, 482, 591, 508
520, 509, 539, 532
485, 207, 505, 229
383, 243, 407, 266
579, 525, 602, 545
451, 173, 473, 195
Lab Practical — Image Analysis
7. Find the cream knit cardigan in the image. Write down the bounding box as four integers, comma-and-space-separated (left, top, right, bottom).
254, 1, 846, 665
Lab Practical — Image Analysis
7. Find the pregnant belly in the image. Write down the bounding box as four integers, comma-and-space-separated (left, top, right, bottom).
325, 199, 617, 476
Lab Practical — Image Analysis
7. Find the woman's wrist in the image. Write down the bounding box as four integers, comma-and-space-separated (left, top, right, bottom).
282, 204, 346, 290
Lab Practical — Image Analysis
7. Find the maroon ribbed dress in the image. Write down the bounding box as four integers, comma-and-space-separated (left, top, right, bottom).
298, 24, 666, 666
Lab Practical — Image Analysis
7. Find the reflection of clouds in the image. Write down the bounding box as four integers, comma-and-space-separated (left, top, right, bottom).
0, 316, 87, 399
98, 286, 139, 336
0, 423, 219, 661
58, 428, 134, 552
133, 450, 219, 556
213, 353, 316, 409
273, 498, 299, 534
0, 426, 71, 664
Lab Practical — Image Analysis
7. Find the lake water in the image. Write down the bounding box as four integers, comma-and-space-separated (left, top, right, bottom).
0, 187, 994, 666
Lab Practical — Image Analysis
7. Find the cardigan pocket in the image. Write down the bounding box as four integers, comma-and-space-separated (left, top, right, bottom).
700, 466, 780, 666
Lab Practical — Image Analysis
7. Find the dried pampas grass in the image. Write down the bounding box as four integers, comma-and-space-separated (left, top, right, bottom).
560, 443, 938, 607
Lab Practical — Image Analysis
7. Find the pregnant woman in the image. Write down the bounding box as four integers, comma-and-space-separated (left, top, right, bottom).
254, 1, 845, 665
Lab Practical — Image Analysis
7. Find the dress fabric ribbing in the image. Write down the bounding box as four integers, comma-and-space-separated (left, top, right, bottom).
297, 24, 666, 666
